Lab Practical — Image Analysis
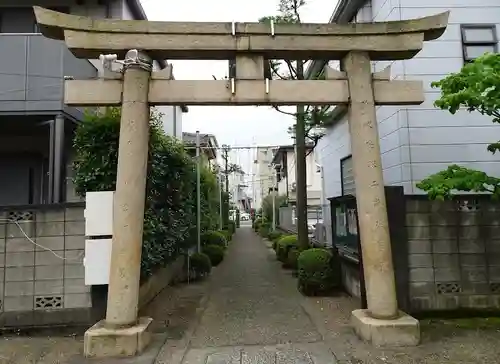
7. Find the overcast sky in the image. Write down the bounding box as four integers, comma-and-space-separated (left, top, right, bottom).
141, 0, 337, 176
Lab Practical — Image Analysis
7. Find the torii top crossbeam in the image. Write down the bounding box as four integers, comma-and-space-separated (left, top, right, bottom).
34, 7, 448, 61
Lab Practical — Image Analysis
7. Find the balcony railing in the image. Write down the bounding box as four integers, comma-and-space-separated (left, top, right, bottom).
0, 33, 97, 118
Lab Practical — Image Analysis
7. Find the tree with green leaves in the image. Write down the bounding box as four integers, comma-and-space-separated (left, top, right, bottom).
259, 0, 329, 148
261, 193, 288, 226
260, 0, 329, 248
73, 107, 221, 278
417, 53, 500, 199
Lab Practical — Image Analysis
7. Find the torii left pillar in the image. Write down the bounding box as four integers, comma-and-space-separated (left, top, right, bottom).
84, 49, 154, 358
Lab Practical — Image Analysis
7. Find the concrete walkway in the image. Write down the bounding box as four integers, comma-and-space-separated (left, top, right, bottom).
160, 225, 336, 364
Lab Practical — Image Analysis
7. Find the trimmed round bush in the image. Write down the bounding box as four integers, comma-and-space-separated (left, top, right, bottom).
259, 223, 271, 238
270, 232, 284, 251
189, 252, 212, 278
228, 220, 236, 235
285, 247, 302, 270
220, 229, 232, 242
268, 231, 282, 242
276, 235, 299, 262
297, 248, 335, 296
253, 217, 262, 231
203, 244, 225, 267
201, 231, 227, 248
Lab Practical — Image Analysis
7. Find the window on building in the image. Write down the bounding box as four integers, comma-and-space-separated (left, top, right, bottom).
461, 25, 498, 62
340, 155, 355, 196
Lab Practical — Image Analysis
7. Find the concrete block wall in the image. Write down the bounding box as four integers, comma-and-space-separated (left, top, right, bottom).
0, 204, 89, 327
405, 198, 500, 312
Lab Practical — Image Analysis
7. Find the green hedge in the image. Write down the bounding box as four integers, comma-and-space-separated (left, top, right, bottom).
201, 230, 227, 248
268, 231, 282, 243
235, 210, 240, 228
220, 229, 232, 242
72, 108, 220, 279
228, 220, 236, 235
297, 248, 335, 296
189, 252, 212, 279
276, 235, 299, 262
253, 217, 262, 231
258, 222, 271, 238
202, 244, 225, 267
286, 247, 301, 270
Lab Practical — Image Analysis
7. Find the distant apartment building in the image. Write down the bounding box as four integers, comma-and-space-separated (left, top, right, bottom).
309, 0, 500, 246
252, 146, 276, 209
271, 145, 323, 207
228, 169, 250, 212
182, 132, 219, 169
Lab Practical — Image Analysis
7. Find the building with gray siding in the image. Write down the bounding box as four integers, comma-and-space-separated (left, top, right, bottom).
0, 1, 187, 206
0, 0, 186, 328
312, 0, 500, 247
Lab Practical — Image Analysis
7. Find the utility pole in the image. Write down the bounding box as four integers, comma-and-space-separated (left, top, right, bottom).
223, 147, 229, 193
272, 173, 276, 231
196, 131, 201, 253
221, 145, 230, 227
218, 172, 223, 230
295, 59, 309, 249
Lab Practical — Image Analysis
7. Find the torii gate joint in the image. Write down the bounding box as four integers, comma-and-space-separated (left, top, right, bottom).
33, 6, 449, 357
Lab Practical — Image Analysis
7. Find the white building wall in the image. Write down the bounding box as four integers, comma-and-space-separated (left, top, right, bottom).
370, 0, 500, 193
319, 0, 500, 247
157, 105, 183, 139
398, 0, 500, 193
277, 149, 323, 206
255, 147, 274, 209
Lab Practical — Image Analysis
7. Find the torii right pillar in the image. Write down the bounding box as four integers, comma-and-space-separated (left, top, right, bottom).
344, 51, 419, 346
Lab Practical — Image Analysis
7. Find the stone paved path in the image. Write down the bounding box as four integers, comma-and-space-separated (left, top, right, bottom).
2, 225, 500, 363
162, 225, 337, 364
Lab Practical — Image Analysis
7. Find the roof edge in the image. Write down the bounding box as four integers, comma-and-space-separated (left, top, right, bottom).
305, 0, 366, 79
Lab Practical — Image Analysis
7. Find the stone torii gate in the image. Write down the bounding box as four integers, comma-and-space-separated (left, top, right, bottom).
34, 7, 448, 358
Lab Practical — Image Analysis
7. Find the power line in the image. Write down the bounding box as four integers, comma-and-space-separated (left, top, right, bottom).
183, 145, 281, 150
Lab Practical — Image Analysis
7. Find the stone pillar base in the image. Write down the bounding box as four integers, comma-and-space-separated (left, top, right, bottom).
351, 309, 420, 347
84, 317, 153, 358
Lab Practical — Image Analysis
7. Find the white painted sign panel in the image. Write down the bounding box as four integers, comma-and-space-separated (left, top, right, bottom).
84, 239, 112, 285
84, 191, 114, 236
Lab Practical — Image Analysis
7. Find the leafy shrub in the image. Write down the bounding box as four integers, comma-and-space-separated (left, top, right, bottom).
268, 231, 282, 240
228, 220, 236, 235
203, 244, 225, 267
285, 247, 302, 270
297, 248, 335, 296
276, 235, 299, 262
235, 210, 240, 228
189, 252, 212, 278
201, 231, 227, 248
269, 231, 283, 251
261, 193, 288, 225
253, 218, 262, 231
259, 222, 271, 238
72, 108, 220, 279
221, 229, 232, 242
268, 231, 282, 242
